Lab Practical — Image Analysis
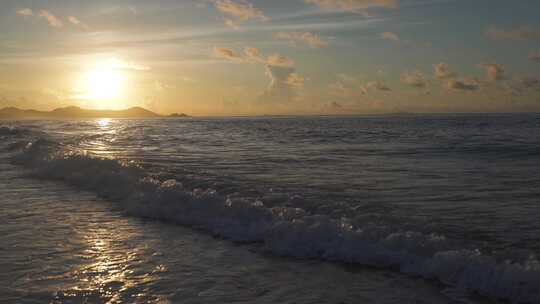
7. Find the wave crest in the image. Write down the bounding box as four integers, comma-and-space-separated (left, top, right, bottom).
4, 133, 540, 303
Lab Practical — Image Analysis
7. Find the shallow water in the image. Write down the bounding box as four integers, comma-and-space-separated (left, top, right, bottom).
1, 114, 539, 303
0, 161, 454, 304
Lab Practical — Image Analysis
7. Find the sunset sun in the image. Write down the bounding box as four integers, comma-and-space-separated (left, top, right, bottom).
74, 58, 127, 108
84, 66, 124, 100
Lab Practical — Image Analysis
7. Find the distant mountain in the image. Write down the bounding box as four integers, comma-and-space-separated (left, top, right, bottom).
0, 106, 164, 119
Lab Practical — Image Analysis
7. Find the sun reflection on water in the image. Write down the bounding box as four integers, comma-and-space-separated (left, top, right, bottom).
53, 223, 168, 303
97, 118, 112, 127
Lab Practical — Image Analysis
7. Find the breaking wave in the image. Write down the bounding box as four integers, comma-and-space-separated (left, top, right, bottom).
2, 127, 540, 303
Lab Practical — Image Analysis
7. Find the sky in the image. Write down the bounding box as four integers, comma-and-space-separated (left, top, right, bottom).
0, 0, 540, 115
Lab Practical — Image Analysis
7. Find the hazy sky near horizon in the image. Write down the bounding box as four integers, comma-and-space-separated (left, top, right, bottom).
1, 0, 540, 115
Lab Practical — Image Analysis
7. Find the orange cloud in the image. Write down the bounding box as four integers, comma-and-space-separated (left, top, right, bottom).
478, 63, 505, 82
267, 54, 295, 67
305, 0, 398, 13
39, 10, 63, 28
433, 63, 456, 80
213, 47, 244, 61
381, 31, 400, 43
212, 0, 268, 28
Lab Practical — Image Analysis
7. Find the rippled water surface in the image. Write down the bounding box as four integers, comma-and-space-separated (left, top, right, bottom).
1, 114, 540, 303
0, 161, 453, 304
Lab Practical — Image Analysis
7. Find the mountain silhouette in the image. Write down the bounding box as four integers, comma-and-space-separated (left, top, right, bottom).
0, 106, 165, 119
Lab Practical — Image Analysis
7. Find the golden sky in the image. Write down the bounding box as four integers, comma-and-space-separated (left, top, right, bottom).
1, 0, 540, 115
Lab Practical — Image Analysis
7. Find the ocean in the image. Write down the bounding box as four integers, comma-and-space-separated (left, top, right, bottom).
1, 114, 539, 303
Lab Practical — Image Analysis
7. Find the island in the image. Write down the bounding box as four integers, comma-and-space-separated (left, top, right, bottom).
0, 106, 190, 120
168, 113, 190, 118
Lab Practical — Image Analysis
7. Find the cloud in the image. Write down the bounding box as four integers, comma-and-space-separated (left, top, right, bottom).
400, 70, 427, 88
39, 10, 63, 28
17, 8, 33, 17
506, 76, 540, 96
287, 73, 305, 89
305, 0, 398, 13
323, 101, 348, 113
519, 77, 540, 88
214, 47, 295, 68
68, 16, 89, 30
362, 81, 391, 93
259, 65, 300, 103
529, 51, 540, 61
210, 45, 303, 104
447, 78, 479, 91
329, 101, 343, 109
213, 47, 244, 61
337, 74, 358, 83
17, 9, 89, 30
212, 0, 268, 28
329, 81, 350, 97
244, 47, 263, 62
486, 26, 540, 42
259, 52, 304, 104
433, 63, 456, 79
267, 54, 295, 67
478, 63, 505, 82
328, 74, 362, 97
381, 31, 400, 43
274, 32, 329, 48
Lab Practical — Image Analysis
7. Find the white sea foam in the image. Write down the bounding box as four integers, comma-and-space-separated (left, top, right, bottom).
4, 132, 540, 304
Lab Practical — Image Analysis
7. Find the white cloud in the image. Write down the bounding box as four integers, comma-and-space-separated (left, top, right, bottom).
211, 45, 303, 104
274, 32, 329, 48
259, 65, 300, 103
259, 53, 304, 104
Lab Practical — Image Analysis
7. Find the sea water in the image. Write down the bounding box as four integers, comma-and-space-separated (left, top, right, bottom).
1, 114, 539, 303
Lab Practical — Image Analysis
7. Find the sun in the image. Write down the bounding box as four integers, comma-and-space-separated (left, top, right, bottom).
84, 66, 124, 100
74, 58, 127, 108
